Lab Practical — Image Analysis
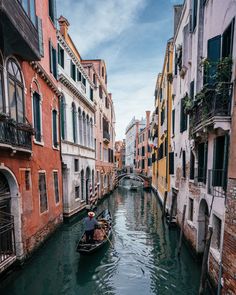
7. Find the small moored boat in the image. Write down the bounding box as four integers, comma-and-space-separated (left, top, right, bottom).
76, 209, 112, 254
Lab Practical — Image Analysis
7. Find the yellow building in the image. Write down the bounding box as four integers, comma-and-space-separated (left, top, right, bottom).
152, 39, 173, 207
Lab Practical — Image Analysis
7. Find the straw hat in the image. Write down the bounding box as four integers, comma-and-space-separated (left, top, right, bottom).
88, 211, 95, 217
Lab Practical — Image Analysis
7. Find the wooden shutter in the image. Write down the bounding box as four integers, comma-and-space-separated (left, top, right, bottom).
222, 18, 235, 58
169, 152, 174, 174
172, 109, 175, 135
206, 35, 221, 85
52, 110, 57, 147
182, 150, 186, 178
190, 151, 195, 180
37, 17, 44, 57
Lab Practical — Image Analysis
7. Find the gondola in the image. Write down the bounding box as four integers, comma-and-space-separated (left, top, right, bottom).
76, 209, 112, 254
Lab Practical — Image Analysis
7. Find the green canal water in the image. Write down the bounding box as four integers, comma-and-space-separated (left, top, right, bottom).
0, 184, 201, 295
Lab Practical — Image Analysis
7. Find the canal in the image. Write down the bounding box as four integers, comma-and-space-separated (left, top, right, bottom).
0, 184, 201, 295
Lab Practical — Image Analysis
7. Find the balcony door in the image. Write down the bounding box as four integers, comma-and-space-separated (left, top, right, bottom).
0, 172, 10, 214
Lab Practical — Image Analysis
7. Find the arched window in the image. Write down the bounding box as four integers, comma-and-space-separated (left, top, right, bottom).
78, 108, 83, 145
60, 95, 66, 140
72, 102, 77, 143
0, 53, 5, 114
90, 118, 93, 148
7, 58, 24, 122
87, 114, 90, 147
83, 112, 86, 146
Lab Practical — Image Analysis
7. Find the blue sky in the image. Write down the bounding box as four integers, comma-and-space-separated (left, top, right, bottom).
57, 0, 183, 140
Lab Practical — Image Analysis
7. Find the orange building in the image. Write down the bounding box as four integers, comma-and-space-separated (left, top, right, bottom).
115, 140, 126, 172
0, 0, 62, 272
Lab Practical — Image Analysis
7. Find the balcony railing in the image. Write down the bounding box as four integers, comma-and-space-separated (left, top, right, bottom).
194, 167, 207, 186
103, 131, 110, 143
190, 83, 232, 133
208, 169, 226, 198
0, 211, 16, 265
0, 116, 33, 151
0, 0, 40, 61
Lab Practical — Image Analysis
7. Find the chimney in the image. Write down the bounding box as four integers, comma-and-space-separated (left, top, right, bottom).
146, 110, 151, 127
58, 15, 70, 38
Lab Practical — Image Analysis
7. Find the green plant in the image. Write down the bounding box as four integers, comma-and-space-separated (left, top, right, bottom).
183, 93, 194, 114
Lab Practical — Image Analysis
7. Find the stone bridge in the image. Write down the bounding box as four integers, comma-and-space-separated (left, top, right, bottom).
115, 173, 151, 189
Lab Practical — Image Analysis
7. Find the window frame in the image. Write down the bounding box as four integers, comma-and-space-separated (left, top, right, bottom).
38, 171, 48, 214
53, 170, 60, 204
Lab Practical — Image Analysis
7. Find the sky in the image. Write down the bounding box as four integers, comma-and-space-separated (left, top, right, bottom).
57, 0, 183, 140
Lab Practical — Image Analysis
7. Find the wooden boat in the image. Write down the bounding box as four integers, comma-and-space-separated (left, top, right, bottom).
76, 209, 112, 254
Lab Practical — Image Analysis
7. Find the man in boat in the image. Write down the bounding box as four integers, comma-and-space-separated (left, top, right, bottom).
84, 211, 99, 243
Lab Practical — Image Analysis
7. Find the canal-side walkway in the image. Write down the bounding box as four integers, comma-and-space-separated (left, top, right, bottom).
0, 187, 201, 295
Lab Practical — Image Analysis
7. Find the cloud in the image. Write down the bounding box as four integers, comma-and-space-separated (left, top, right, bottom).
57, 0, 147, 55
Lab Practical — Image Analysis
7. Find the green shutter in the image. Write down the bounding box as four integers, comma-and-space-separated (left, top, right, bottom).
206, 35, 221, 85
169, 152, 174, 175
53, 110, 57, 147
37, 17, 44, 57
49, 40, 53, 73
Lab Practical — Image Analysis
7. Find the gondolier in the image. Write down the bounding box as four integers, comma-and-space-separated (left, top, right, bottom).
84, 211, 99, 243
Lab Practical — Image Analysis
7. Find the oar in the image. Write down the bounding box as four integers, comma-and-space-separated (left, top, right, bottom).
101, 228, 114, 249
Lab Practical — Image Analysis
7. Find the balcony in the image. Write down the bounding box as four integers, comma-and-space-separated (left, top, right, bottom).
103, 131, 110, 144
0, 116, 33, 152
208, 169, 226, 198
0, 0, 40, 61
190, 83, 232, 135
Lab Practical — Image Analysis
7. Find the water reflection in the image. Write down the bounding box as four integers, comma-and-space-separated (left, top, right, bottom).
0, 182, 200, 295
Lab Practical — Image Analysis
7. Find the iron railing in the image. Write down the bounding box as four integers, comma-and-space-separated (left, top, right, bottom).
190, 83, 232, 131
0, 211, 16, 264
0, 116, 33, 150
208, 169, 226, 198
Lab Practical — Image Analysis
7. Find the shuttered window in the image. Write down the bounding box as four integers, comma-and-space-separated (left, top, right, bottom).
37, 17, 44, 57
39, 172, 48, 213
180, 98, 187, 132
169, 152, 174, 175
53, 171, 59, 204
52, 110, 58, 147
72, 103, 77, 143
49, 0, 56, 25
77, 70, 82, 82
222, 18, 235, 58
191, 0, 198, 32
198, 142, 208, 183
49, 40, 57, 79
182, 150, 186, 178
58, 45, 64, 68
70, 61, 76, 81
190, 151, 195, 180
60, 96, 66, 140
172, 109, 175, 135
205, 35, 221, 85
33, 92, 41, 142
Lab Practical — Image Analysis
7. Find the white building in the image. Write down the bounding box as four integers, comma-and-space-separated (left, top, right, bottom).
170, 0, 235, 290
125, 117, 145, 171
57, 17, 95, 217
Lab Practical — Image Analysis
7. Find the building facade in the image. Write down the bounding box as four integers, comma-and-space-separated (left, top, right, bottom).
82, 59, 115, 199
135, 111, 152, 177
154, 0, 236, 292
114, 140, 126, 172
0, 0, 63, 272
57, 16, 96, 217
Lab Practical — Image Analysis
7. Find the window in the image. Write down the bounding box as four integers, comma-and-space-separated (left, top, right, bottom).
158, 143, 164, 160
33, 92, 42, 142
142, 146, 145, 157
161, 108, 165, 126
172, 109, 175, 135
93, 73, 96, 85
105, 97, 109, 109
0, 54, 4, 113
189, 198, 194, 221
49, 41, 57, 79
164, 138, 168, 157
77, 70, 82, 82
182, 150, 186, 178
75, 186, 80, 200
100, 142, 102, 160
70, 61, 76, 81
7, 59, 24, 123
60, 96, 66, 140
39, 172, 48, 213
180, 98, 187, 132
25, 170, 31, 191
169, 152, 174, 174
198, 142, 208, 183
90, 87, 93, 101
102, 67, 104, 78
20, 0, 36, 26
142, 159, 145, 169
53, 171, 59, 204
99, 85, 103, 99
191, 0, 198, 32
190, 81, 194, 100
190, 151, 195, 180
80, 170, 84, 200
72, 103, 77, 143
78, 108, 82, 145
212, 215, 222, 251
204, 35, 221, 85
82, 76, 86, 87
58, 45, 64, 68
103, 148, 108, 162
148, 158, 152, 166
222, 18, 235, 58
52, 110, 58, 147
49, 0, 56, 24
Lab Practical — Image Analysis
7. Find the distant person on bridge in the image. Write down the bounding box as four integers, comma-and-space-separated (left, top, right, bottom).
83, 211, 99, 243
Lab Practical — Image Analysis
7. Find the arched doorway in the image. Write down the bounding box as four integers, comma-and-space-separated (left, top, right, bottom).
0, 168, 22, 261
80, 170, 84, 201
85, 167, 91, 204
197, 199, 209, 253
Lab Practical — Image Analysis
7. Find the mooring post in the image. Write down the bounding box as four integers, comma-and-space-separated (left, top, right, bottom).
177, 204, 186, 256
162, 191, 167, 219
199, 226, 213, 295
